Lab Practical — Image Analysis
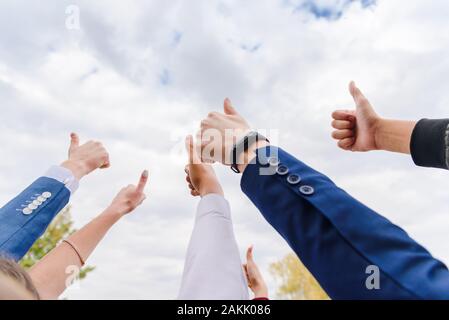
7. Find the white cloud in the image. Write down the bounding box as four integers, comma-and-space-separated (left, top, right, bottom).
0, 0, 449, 299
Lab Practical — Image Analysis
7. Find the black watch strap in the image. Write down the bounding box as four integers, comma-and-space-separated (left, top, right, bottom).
230, 131, 269, 173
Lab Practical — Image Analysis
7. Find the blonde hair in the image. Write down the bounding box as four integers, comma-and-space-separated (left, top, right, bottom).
0, 258, 39, 300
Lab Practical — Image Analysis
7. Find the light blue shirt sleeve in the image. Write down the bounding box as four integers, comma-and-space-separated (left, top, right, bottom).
44, 165, 79, 194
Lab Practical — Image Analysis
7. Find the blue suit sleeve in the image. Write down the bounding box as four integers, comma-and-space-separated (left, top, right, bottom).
241, 146, 449, 299
0, 177, 70, 261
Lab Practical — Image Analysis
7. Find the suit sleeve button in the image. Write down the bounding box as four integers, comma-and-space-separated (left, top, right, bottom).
276, 165, 289, 176
299, 185, 315, 195
42, 192, 52, 199
22, 208, 33, 215
287, 174, 301, 185
268, 157, 280, 167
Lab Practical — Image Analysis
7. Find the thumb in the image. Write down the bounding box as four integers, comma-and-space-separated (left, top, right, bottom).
246, 245, 254, 262
69, 133, 80, 155
349, 81, 369, 106
224, 98, 239, 115
185, 135, 200, 164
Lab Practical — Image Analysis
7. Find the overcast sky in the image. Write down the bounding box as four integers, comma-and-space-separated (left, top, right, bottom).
1, 0, 449, 299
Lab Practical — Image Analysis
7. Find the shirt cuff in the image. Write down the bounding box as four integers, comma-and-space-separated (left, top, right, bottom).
44, 165, 79, 194
197, 193, 231, 220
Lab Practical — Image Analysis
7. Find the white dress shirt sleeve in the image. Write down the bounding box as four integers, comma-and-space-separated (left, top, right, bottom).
44, 165, 79, 194
178, 193, 249, 300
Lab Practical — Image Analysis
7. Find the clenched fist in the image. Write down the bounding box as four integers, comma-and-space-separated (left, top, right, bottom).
199, 98, 251, 165
61, 133, 110, 180
185, 135, 223, 197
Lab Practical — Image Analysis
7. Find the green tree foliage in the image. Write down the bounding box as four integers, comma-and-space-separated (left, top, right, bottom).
270, 253, 329, 300
19, 206, 95, 279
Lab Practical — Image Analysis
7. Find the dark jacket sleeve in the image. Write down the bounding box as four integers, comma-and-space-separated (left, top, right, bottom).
410, 119, 449, 169
241, 146, 449, 300
0, 177, 70, 261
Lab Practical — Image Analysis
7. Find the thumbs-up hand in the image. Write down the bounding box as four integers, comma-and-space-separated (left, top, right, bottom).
243, 246, 268, 299
185, 135, 223, 197
108, 170, 149, 217
199, 98, 251, 165
331, 82, 381, 152
61, 133, 110, 180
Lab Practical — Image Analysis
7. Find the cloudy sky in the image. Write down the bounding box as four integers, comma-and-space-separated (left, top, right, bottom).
1, 0, 449, 299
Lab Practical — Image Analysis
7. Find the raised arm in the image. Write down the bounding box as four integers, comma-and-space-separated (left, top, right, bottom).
28, 171, 148, 300
331, 82, 416, 154
178, 136, 249, 300
0, 133, 110, 260
243, 246, 268, 300
198, 99, 449, 299
331, 82, 449, 170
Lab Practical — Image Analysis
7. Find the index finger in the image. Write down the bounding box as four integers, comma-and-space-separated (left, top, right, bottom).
332, 110, 355, 121
136, 170, 149, 194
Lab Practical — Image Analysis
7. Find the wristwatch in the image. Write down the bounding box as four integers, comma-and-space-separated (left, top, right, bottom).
230, 131, 269, 173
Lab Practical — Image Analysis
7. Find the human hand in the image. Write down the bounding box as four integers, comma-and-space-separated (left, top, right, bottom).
185, 135, 223, 197
108, 170, 149, 217
331, 82, 381, 152
61, 133, 110, 180
199, 98, 251, 165
243, 246, 268, 299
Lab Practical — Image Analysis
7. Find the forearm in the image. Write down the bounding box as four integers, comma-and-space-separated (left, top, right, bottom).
178, 194, 249, 300
374, 119, 416, 154
241, 146, 449, 299
0, 177, 71, 261
29, 208, 121, 299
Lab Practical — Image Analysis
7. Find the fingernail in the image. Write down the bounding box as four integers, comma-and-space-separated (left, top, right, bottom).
142, 170, 149, 177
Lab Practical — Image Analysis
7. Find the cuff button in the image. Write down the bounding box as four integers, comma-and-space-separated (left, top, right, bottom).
42, 192, 52, 199
268, 157, 280, 167
276, 165, 289, 176
22, 208, 33, 215
287, 174, 302, 185
299, 185, 315, 196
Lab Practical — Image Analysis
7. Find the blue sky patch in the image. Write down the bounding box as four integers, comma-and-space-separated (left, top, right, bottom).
291, 0, 376, 20
159, 68, 171, 86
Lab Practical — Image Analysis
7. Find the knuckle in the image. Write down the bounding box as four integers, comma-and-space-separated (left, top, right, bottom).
208, 112, 219, 118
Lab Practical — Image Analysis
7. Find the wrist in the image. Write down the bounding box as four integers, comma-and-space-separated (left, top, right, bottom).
61, 160, 88, 181
199, 184, 224, 197
237, 140, 270, 173
373, 117, 386, 151
253, 286, 269, 299
102, 206, 125, 222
